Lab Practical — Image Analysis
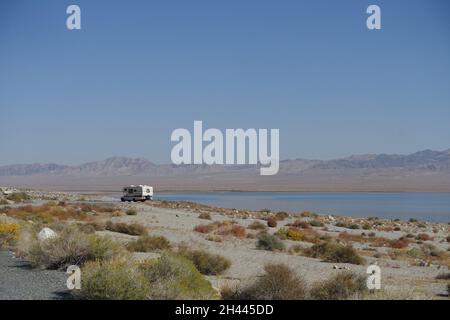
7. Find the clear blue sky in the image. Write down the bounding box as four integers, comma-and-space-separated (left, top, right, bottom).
1, 0, 449, 165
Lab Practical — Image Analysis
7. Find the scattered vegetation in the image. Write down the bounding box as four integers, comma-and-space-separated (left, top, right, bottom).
177, 248, 231, 275
303, 241, 365, 265
221, 264, 306, 300
275, 211, 289, 220
127, 235, 171, 252
105, 221, 148, 236
309, 272, 367, 300
256, 233, 285, 251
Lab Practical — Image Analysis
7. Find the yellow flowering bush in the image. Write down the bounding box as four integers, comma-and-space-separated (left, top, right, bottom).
0, 222, 21, 247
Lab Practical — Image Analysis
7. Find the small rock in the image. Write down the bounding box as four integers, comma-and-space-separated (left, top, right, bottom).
38, 227, 57, 241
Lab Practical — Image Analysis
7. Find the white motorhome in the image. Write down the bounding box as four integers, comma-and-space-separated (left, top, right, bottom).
121, 185, 153, 202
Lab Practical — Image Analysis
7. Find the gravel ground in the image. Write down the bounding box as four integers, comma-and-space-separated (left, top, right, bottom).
0, 251, 70, 300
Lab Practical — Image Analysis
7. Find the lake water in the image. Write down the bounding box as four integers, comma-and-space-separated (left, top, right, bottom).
156, 192, 450, 223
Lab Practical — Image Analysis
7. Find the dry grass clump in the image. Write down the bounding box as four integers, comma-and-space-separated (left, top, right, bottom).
25, 226, 125, 269
247, 221, 267, 231
416, 233, 433, 241
390, 237, 410, 249
221, 264, 306, 300
303, 241, 365, 265
275, 211, 289, 220
105, 221, 148, 236
256, 233, 285, 251
198, 212, 212, 220
177, 247, 231, 275
127, 235, 171, 252
0, 222, 20, 248
309, 272, 367, 300
193, 221, 246, 238
125, 209, 137, 216
0, 203, 120, 224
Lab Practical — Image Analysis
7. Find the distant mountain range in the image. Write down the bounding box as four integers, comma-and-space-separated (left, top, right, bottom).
1, 149, 450, 192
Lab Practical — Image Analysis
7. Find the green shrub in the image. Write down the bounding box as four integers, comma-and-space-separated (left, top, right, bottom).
125, 209, 137, 216
304, 241, 364, 265
309, 272, 367, 300
105, 221, 147, 236
141, 253, 218, 299
127, 235, 171, 252
256, 233, 285, 251
6, 192, 30, 203
221, 264, 306, 300
76, 259, 150, 300
177, 248, 231, 275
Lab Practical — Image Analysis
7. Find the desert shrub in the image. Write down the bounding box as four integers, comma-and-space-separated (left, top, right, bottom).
416, 233, 433, 241
0, 199, 9, 205
177, 248, 231, 275
436, 272, 450, 280
105, 221, 147, 236
127, 235, 171, 252
125, 209, 137, 216
248, 221, 267, 231
309, 272, 366, 300
446, 236, 450, 243
300, 211, 317, 218
194, 221, 245, 238
290, 220, 311, 229
141, 253, 217, 299
27, 227, 125, 269
256, 233, 285, 251
276, 227, 303, 241
362, 224, 372, 230
0, 222, 20, 247
267, 217, 277, 228
409, 218, 418, 223
6, 192, 30, 203
390, 238, 409, 249
194, 224, 210, 233
221, 264, 306, 300
304, 241, 364, 265
275, 211, 289, 220
76, 259, 150, 300
310, 220, 324, 227
198, 212, 211, 220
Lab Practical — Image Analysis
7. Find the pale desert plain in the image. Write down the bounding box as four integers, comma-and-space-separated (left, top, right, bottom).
1, 187, 449, 300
